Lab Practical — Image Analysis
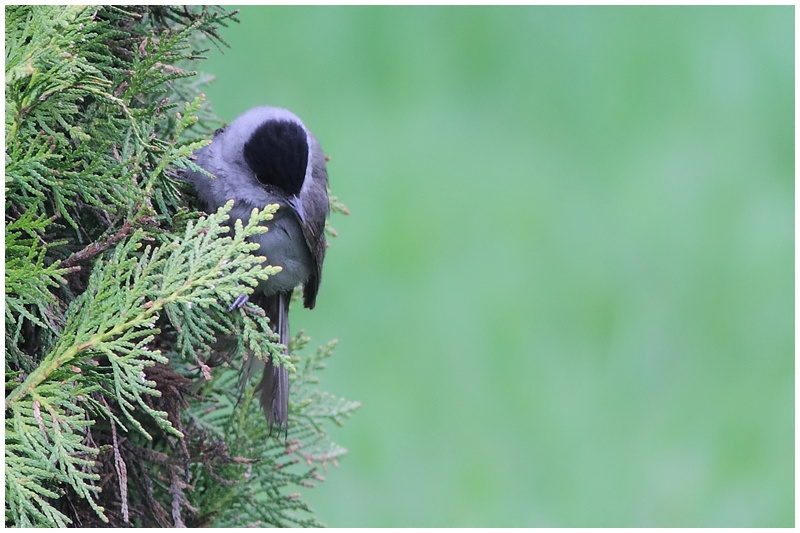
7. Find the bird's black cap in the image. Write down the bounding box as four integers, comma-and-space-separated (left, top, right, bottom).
243, 120, 309, 196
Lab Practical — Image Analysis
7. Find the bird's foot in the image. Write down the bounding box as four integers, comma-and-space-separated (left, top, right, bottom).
228, 293, 250, 312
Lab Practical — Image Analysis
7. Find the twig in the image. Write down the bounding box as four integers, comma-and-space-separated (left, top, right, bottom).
103, 396, 130, 524
59, 221, 133, 269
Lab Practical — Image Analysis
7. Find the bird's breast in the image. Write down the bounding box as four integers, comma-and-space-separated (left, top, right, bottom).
248, 206, 313, 297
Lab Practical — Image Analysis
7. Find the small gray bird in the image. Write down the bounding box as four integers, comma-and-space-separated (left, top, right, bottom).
186, 106, 330, 432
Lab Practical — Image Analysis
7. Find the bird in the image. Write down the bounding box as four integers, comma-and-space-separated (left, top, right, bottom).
185, 106, 330, 432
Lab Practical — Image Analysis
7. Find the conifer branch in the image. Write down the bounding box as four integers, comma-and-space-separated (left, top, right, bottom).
6, 5, 357, 527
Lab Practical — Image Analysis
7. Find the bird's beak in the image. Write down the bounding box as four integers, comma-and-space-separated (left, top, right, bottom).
287, 194, 306, 225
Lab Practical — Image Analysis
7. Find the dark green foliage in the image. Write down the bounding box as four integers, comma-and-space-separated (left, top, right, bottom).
5, 5, 357, 527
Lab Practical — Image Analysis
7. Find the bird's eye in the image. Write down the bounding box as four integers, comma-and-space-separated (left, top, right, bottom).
214, 126, 227, 136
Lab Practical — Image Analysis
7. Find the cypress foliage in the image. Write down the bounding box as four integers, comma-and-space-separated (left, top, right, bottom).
5, 5, 358, 527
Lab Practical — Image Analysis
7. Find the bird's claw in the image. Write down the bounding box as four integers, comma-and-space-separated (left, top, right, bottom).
228, 293, 250, 312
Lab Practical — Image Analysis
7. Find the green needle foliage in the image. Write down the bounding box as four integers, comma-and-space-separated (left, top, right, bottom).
5, 5, 358, 527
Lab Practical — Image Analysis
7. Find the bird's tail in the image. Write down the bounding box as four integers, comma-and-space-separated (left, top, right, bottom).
256, 291, 291, 434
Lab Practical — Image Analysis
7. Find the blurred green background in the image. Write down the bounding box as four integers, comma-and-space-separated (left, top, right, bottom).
199, 6, 793, 527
